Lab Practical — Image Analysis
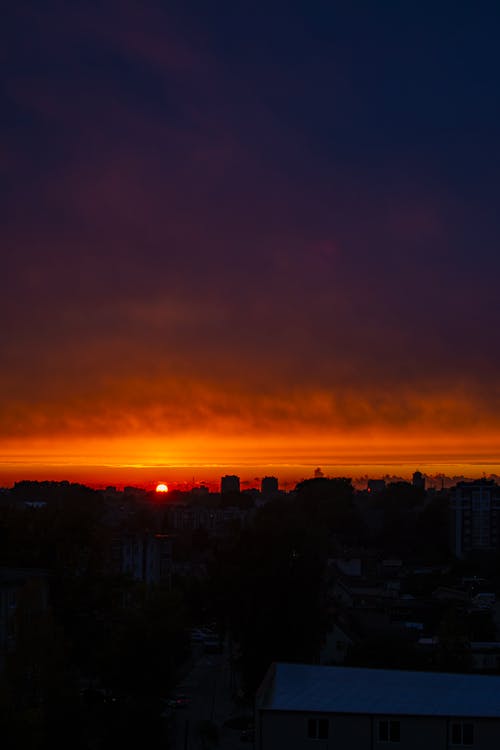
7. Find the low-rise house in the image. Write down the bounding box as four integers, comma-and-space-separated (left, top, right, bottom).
469, 642, 500, 672
319, 623, 354, 665
256, 662, 500, 749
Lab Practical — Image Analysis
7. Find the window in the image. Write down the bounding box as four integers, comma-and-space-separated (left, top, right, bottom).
378, 720, 400, 742
450, 722, 474, 746
307, 718, 329, 740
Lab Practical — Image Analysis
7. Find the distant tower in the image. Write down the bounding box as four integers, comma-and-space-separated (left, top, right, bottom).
261, 476, 279, 495
412, 471, 425, 491
221, 475, 240, 494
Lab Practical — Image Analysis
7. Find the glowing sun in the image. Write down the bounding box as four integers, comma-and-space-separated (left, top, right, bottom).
155, 483, 169, 493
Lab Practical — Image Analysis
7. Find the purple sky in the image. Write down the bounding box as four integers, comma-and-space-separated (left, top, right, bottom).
2, 1, 500, 483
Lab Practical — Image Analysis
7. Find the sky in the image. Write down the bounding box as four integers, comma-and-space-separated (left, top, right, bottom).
2, 1, 500, 488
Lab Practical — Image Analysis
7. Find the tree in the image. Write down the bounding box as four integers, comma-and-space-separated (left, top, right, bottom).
211, 499, 329, 694
294, 477, 362, 539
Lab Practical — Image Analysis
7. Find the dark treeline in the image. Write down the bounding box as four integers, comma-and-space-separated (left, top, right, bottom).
0, 482, 188, 749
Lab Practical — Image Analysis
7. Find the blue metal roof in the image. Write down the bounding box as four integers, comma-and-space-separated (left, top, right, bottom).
259, 663, 500, 718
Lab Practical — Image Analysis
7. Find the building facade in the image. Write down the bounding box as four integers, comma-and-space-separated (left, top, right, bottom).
451, 480, 500, 558
256, 663, 500, 749
0, 568, 49, 670
118, 533, 173, 585
165, 504, 248, 534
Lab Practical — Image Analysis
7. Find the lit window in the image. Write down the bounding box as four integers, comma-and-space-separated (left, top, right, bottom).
378, 719, 400, 742
307, 718, 329, 740
450, 722, 474, 746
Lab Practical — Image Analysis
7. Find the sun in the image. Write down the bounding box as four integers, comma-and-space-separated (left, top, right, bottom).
155, 483, 169, 493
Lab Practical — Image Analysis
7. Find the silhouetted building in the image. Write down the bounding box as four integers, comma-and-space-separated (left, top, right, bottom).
124, 485, 147, 498
451, 480, 500, 558
191, 485, 209, 496
221, 474, 240, 493
412, 471, 425, 491
261, 476, 279, 495
0, 568, 49, 669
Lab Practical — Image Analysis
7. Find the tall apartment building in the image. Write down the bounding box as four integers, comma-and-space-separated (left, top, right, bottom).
451, 480, 500, 558
261, 476, 279, 495
0, 568, 49, 669
221, 474, 240, 494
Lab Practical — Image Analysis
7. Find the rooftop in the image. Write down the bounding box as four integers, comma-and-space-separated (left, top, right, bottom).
258, 663, 500, 718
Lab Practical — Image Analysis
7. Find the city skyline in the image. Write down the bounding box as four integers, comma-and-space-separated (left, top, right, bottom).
2, 462, 500, 494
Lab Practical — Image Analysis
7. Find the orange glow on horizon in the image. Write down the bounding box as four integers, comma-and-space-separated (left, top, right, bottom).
1, 423, 500, 488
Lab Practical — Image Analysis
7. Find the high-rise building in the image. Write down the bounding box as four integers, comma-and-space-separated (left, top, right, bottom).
261, 476, 279, 495
412, 471, 425, 491
451, 480, 500, 558
221, 475, 240, 494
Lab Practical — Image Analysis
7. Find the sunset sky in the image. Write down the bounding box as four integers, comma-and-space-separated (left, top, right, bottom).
2, 2, 500, 488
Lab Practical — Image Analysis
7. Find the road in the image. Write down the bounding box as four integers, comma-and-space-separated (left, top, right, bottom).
169, 644, 252, 749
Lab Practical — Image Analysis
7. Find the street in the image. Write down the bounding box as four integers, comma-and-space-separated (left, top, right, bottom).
170, 644, 252, 749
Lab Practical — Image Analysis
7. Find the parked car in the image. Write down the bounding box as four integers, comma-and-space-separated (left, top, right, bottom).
167, 693, 191, 709
240, 728, 255, 742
